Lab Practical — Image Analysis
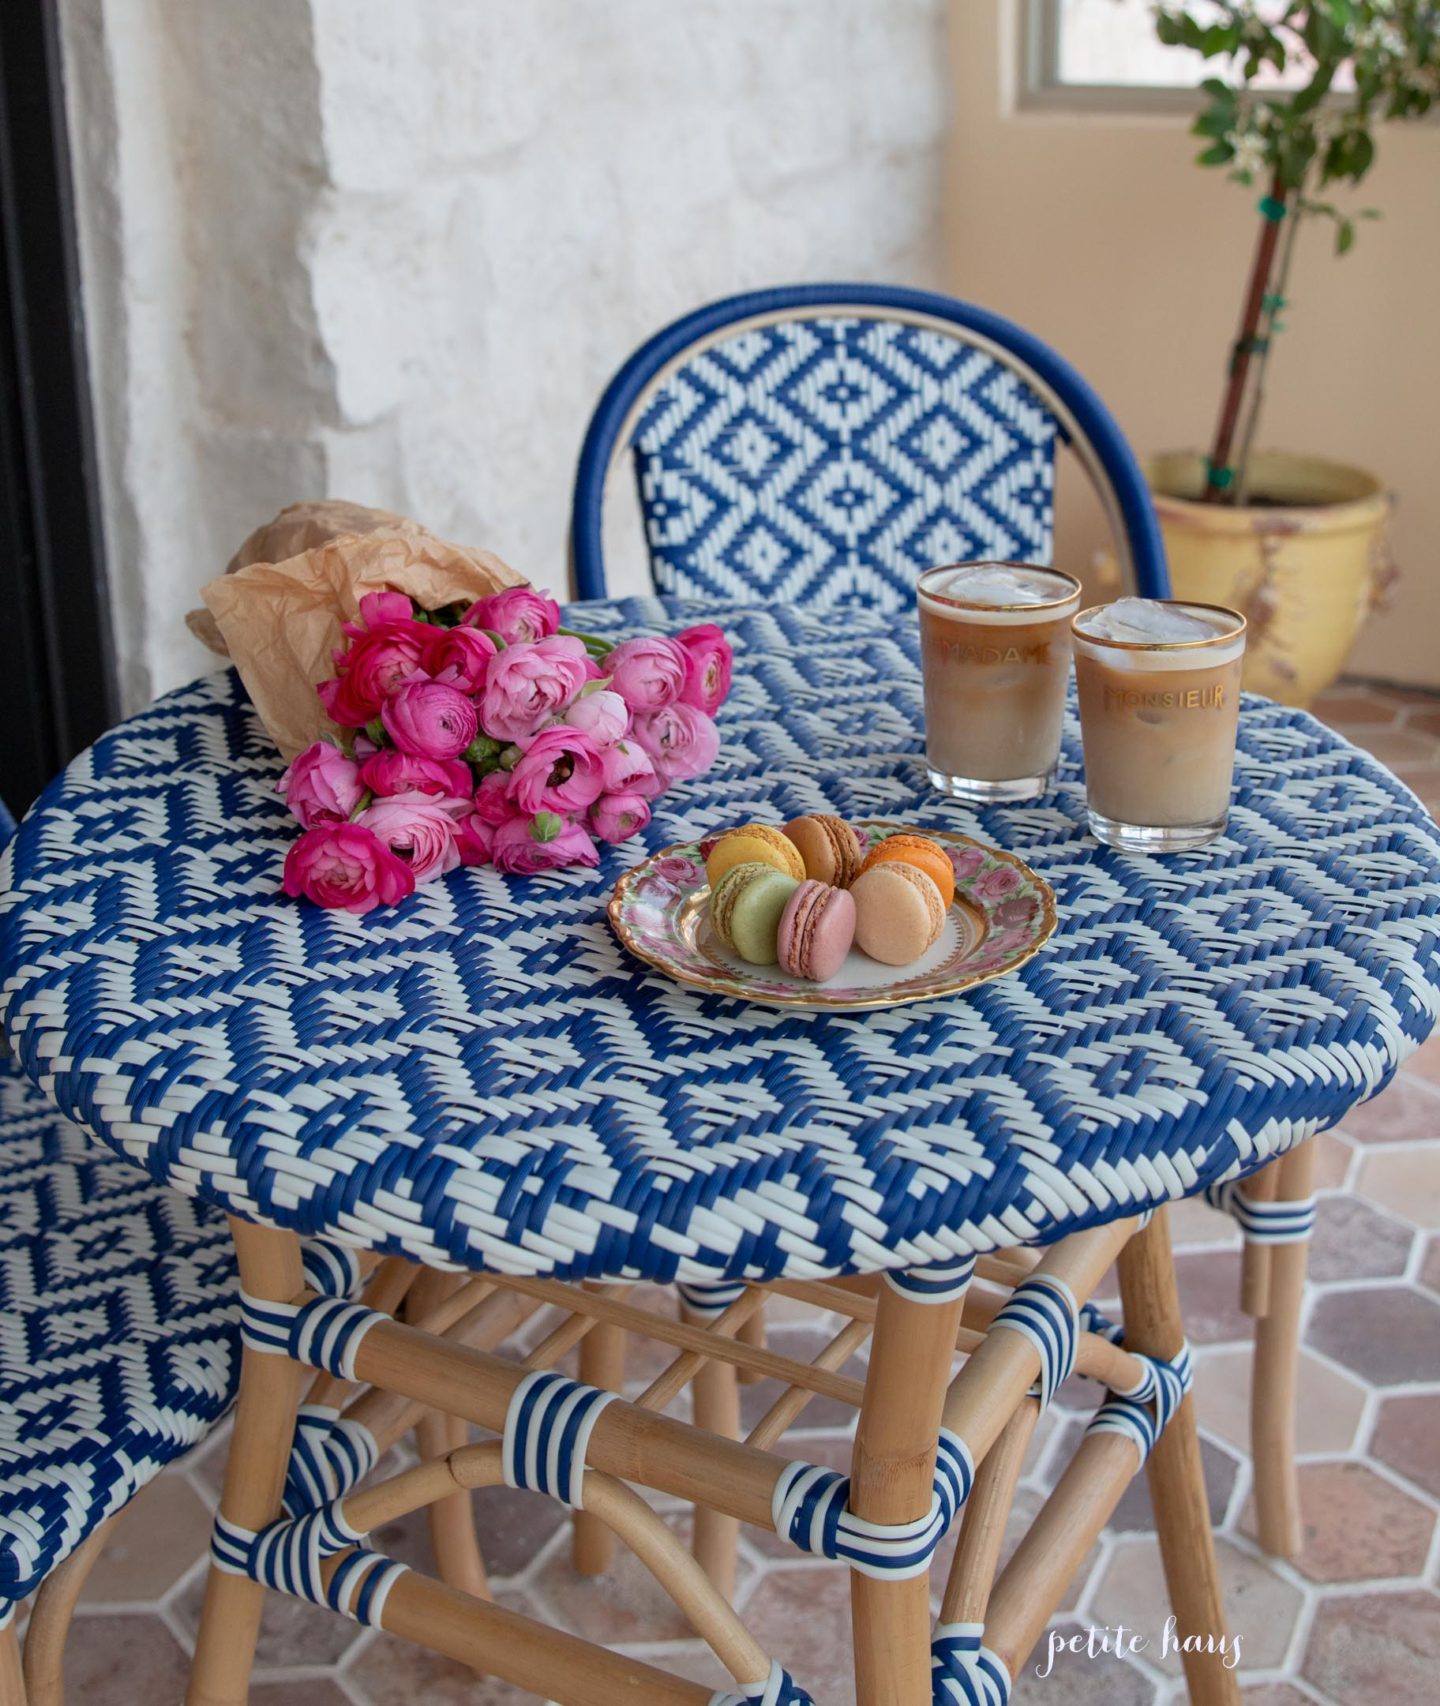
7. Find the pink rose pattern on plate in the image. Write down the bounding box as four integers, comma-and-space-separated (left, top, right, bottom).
611, 822, 1055, 1010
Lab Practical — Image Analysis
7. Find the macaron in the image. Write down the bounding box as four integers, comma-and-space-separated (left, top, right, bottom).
706, 823, 807, 887
858, 833, 956, 908
777, 880, 857, 983
783, 814, 864, 888
710, 862, 800, 965
851, 863, 947, 967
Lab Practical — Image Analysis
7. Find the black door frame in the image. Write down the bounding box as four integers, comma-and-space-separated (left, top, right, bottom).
0, 1, 116, 815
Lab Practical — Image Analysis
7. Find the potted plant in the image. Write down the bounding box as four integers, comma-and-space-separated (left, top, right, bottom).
1146, 2, 1436, 705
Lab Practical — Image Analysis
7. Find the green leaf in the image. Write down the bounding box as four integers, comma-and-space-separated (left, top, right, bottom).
1197, 141, 1235, 166
1335, 219, 1355, 254
578, 676, 614, 697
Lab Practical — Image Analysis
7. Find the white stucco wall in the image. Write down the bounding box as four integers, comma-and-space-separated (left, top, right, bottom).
60, 0, 952, 710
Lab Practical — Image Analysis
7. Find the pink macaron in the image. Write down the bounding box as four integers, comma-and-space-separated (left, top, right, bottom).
777, 880, 857, 983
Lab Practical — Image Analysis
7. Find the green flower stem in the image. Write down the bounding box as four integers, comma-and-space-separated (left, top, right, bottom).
558, 626, 616, 659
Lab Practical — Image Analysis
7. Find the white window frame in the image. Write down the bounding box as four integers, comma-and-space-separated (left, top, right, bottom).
1018, 0, 1212, 114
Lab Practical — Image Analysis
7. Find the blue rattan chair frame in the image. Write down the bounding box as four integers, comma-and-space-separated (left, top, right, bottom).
569, 282, 1169, 604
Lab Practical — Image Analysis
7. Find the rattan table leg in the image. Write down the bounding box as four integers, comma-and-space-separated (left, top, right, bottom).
1252, 1138, 1316, 1559
0, 1624, 23, 1706
20, 1516, 114, 1706
574, 1292, 626, 1577
681, 1301, 741, 1597
185, 1220, 308, 1706
1117, 1209, 1241, 1706
409, 1270, 491, 1601
849, 1284, 966, 1706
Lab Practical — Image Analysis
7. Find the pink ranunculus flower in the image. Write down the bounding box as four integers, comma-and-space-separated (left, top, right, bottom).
453, 812, 496, 867
600, 738, 662, 799
426, 624, 498, 693
319, 621, 436, 727
356, 791, 467, 885
491, 813, 600, 876
605, 635, 687, 712
283, 822, 415, 914
674, 624, 733, 715
562, 689, 630, 747
354, 590, 414, 629
630, 703, 720, 783
381, 676, 479, 760
590, 791, 651, 845
472, 770, 518, 826
510, 726, 607, 816
479, 635, 591, 744
463, 585, 561, 645
360, 750, 474, 800
279, 741, 365, 828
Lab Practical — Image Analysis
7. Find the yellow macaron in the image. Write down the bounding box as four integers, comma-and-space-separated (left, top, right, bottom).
705, 823, 807, 887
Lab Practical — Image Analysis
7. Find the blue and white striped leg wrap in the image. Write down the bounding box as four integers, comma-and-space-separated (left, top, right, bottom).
990, 1275, 1079, 1412
212, 1507, 407, 1626
771, 1429, 973, 1579
240, 1292, 384, 1379
708, 1660, 817, 1706
1204, 1180, 1317, 1244
502, 1370, 619, 1510
931, 1623, 1011, 1705
885, 1257, 976, 1304
678, 1280, 749, 1318
301, 1240, 366, 1300
283, 1405, 379, 1516
1086, 1341, 1194, 1466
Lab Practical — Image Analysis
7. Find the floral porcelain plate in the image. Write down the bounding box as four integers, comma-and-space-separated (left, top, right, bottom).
609, 821, 1057, 1012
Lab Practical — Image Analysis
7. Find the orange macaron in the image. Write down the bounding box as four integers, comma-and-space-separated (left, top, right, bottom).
858, 834, 956, 907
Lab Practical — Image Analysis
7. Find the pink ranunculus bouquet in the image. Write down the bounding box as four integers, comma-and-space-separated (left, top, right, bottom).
278, 591, 732, 912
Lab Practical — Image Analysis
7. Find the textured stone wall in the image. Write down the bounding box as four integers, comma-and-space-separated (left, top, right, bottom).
60, 0, 951, 709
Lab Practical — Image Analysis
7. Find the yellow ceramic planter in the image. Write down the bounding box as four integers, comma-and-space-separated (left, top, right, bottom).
1144, 452, 1392, 708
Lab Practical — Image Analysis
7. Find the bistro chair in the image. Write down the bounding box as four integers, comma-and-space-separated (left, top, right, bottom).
568, 282, 1311, 1561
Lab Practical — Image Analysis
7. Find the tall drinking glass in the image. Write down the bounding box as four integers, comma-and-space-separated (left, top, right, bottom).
917, 562, 1082, 802
1072, 598, 1247, 852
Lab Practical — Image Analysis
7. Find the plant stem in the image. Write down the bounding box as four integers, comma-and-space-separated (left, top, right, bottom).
1233, 186, 1305, 506
1203, 168, 1289, 506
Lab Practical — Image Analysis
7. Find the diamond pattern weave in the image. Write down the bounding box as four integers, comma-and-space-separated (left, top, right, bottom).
0, 599, 1436, 1294
631, 318, 1058, 611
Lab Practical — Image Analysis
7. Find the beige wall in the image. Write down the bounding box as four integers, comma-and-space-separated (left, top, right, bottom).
946, 1, 1440, 687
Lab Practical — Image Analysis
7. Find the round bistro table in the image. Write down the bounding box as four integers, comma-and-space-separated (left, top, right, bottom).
1, 597, 1438, 1706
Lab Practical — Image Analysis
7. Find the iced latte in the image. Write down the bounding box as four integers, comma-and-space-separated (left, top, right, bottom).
1073, 599, 1247, 852
917, 563, 1082, 801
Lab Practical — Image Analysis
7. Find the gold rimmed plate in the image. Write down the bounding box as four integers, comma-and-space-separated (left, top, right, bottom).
608, 820, 1057, 1012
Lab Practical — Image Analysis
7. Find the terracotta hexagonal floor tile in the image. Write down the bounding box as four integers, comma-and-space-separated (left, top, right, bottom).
1399, 1033, 1440, 1085
1018, 1620, 1155, 1703
1356, 1147, 1440, 1230
78, 1472, 212, 1603
1303, 1588, 1440, 1705
1168, 1195, 1240, 1251
1307, 1193, 1416, 1280
1172, 1248, 1252, 1344
1343, 728, 1438, 771
1239, 1686, 1313, 1705
1306, 1286, 1440, 1386
1423, 1235, 1440, 1294
1107, 1431, 1239, 1533
1370, 1393, 1440, 1500
1242, 1460, 1435, 1583
1310, 1129, 1355, 1189
1191, 1346, 1365, 1457
1090, 1536, 1299, 1676
532, 1511, 753, 1647
1312, 691, 1401, 728
251, 1684, 356, 1706
740, 1564, 856, 1702
58, 1612, 192, 1704
1338, 1073, 1440, 1145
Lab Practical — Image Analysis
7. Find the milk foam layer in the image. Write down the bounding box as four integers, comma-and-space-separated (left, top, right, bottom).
1073, 600, 1245, 672
919, 565, 1078, 627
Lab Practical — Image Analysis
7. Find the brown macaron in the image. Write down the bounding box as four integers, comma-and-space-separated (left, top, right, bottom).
850, 862, 947, 967
783, 814, 864, 887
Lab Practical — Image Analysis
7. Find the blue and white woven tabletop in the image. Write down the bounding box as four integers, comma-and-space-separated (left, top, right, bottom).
1, 598, 1437, 1287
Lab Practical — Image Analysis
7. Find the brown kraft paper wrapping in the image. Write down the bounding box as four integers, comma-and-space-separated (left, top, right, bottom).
198, 508, 525, 760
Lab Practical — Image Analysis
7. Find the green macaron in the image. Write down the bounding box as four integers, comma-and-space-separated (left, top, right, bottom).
710, 861, 800, 965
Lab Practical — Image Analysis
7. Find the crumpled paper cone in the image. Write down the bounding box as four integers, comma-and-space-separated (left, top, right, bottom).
197, 502, 524, 760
